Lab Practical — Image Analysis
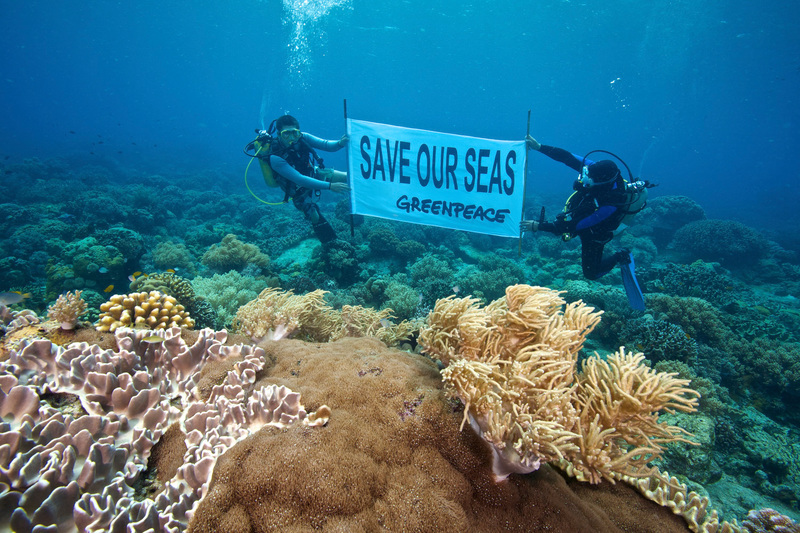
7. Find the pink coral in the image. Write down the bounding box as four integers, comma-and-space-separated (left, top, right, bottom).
742, 508, 800, 533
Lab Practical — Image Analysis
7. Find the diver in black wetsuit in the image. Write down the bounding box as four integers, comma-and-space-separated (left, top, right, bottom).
520, 135, 648, 309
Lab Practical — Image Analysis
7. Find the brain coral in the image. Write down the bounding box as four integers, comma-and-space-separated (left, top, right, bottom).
96, 291, 194, 332
188, 337, 697, 533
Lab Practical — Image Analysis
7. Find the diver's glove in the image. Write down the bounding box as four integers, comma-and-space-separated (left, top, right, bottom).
526, 135, 541, 151
520, 220, 539, 232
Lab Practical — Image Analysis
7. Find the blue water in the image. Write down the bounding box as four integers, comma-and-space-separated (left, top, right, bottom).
2, 0, 798, 230
3, 0, 800, 526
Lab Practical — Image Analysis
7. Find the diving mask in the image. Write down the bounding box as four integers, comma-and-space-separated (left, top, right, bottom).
279, 128, 301, 144
579, 165, 593, 187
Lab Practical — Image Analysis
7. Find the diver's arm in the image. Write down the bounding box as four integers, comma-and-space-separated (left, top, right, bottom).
269, 155, 331, 190
539, 218, 574, 235
574, 205, 618, 231
537, 145, 587, 173
302, 133, 345, 152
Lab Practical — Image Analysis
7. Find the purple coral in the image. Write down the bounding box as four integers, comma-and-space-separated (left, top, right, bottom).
741, 508, 800, 533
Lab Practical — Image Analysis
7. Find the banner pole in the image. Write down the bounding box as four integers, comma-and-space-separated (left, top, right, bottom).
344, 99, 354, 238
519, 109, 531, 257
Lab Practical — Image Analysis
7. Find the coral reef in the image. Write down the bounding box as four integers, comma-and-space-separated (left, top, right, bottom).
419, 285, 700, 483
633, 195, 706, 250
188, 336, 699, 533
96, 291, 195, 332
191, 271, 268, 330
46, 290, 88, 330
153, 242, 196, 275
620, 316, 698, 365
670, 220, 770, 268
201, 234, 270, 274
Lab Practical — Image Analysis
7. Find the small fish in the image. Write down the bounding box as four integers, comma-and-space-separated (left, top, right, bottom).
104, 285, 114, 293
380, 318, 392, 328
142, 335, 164, 343
98, 267, 109, 274
452, 285, 460, 294
165, 268, 176, 274
0, 292, 25, 305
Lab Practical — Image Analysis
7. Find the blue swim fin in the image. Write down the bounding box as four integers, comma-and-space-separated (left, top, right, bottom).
619, 252, 645, 311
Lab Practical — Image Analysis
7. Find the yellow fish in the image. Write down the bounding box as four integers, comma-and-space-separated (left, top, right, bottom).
165, 268, 176, 274
142, 335, 164, 343
104, 285, 114, 293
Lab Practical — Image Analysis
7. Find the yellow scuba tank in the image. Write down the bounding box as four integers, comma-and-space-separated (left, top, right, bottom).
253, 136, 279, 187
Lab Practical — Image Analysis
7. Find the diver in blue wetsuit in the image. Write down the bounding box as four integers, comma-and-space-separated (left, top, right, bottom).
268, 115, 350, 243
520, 135, 647, 310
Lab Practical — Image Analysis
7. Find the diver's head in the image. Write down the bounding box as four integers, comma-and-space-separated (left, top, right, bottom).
579, 160, 621, 188
276, 114, 301, 146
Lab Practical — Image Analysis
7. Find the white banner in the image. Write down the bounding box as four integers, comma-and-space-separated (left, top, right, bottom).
346, 119, 526, 238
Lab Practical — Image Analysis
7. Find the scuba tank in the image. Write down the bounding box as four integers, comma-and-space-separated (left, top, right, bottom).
619, 180, 649, 226
580, 149, 656, 225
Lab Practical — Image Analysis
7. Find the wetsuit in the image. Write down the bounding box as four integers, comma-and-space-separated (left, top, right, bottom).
268, 134, 343, 242
537, 145, 629, 280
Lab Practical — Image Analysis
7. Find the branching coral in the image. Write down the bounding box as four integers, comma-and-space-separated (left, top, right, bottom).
419, 284, 700, 483
96, 291, 194, 332
47, 290, 88, 330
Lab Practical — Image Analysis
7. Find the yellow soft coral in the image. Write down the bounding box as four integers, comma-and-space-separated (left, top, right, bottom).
232, 288, 416, 346
419, 284, 699, 483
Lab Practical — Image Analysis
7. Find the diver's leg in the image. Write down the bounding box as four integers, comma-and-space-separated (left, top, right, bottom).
294, 193, 336, 243
581, 238, 605, 280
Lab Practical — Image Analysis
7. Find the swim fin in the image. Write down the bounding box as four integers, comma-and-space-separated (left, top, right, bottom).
312, 214, 337, 243
619, 252, 645, 311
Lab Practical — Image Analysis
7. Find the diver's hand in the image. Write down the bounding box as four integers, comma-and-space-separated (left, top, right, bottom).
337, 134, 349, 148
329, 182, 350, 194
520, 220, 539, 232
526, 135, 541, 151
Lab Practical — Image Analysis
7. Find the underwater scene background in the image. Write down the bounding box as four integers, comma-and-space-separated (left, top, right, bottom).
1, 0, 799, 529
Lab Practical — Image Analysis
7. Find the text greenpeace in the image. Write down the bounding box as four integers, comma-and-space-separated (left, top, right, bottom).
346, 119, 526, 238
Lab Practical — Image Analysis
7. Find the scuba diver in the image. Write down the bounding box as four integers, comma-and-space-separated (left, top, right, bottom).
520, 135, 653, 311
246, 114, 350, 243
